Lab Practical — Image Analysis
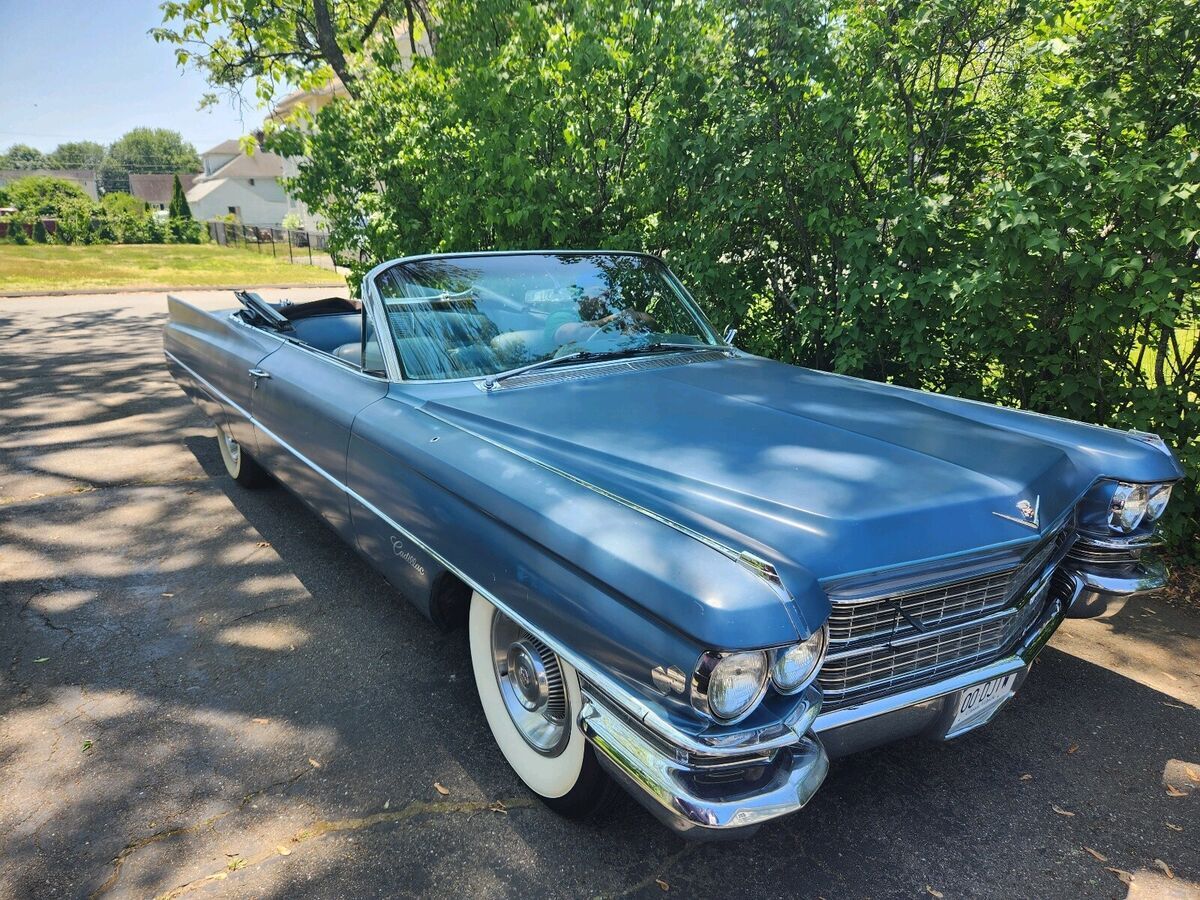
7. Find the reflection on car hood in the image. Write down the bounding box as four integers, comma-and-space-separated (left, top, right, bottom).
424, 353, 1179, 586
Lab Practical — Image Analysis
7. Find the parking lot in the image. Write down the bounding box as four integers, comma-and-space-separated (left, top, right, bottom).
1, 290, 1197, 899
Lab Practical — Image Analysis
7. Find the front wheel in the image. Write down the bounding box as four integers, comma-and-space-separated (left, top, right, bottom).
468, 592, 615, 817
216, 425, 268, 488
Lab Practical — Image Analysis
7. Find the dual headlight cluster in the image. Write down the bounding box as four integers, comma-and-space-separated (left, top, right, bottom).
1108, 482, 1173, 534
693, 627, 827, 723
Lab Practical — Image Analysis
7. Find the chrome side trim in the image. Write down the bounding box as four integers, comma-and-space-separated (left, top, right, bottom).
164, 348, 791, 758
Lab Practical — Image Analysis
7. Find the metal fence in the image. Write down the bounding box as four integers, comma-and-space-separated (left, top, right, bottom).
206, 220, 343, 270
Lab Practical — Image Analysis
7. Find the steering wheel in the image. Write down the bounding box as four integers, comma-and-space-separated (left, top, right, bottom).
583, 308, 641, 345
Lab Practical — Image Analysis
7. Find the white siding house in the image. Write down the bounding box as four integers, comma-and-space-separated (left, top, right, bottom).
186, 141, 290, 226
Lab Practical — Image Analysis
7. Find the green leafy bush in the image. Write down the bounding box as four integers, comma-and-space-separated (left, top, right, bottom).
167, 216, 202, 243
5, 176, 92, 217
101, 192, 149, 218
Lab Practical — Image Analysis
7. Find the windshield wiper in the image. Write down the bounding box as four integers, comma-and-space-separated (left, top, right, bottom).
482, 351, 594, 391
481, 343, 723, 391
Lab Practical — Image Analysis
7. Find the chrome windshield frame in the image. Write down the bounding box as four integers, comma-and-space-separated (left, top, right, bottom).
362, 250, 725, 384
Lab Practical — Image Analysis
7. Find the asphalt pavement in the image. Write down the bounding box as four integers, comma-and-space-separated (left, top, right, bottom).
1, 290, 1197, 899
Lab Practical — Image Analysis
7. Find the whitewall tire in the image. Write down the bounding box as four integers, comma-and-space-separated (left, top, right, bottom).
468, 591, 614, 815
216, 424, 267, 487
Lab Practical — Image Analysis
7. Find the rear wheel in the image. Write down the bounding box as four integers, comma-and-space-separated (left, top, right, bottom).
216, 425, 268, 488
468, 592, 615, 817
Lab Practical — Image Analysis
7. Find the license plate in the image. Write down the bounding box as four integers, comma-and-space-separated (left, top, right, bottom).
950, 673, 1018, 732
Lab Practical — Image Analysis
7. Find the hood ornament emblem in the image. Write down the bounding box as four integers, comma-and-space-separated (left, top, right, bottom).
993, 496, 1040, 530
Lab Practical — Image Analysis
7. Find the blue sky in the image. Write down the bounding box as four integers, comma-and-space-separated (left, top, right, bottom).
0, 1, 254, 155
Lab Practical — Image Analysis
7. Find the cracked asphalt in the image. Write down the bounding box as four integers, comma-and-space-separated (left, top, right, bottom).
1, 290, 1197, 900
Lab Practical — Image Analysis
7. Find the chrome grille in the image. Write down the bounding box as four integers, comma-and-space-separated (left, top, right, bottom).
818, 529, 1068, 710
826, 570, 1012, 646
821, 613, 1013, 701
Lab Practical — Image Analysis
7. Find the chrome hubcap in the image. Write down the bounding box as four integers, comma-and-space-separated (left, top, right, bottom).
222, 432, 241, 465
491, 611, 569, 756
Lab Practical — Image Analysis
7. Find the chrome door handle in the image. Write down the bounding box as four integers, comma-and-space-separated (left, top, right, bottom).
248, 368, 271, 381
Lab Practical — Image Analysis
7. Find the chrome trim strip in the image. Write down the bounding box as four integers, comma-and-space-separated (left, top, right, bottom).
164, 348, 789, 757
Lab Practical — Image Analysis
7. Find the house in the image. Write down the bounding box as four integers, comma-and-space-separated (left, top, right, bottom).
0, 168, 98, 200
185, 141, 289, 226
129, 173, 197, 211
264, 82, 352, 230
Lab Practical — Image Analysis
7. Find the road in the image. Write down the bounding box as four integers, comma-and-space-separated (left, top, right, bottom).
1, 290, 1197, 900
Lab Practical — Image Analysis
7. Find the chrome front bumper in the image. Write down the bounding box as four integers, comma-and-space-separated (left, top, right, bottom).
578, 569, 1080, 838
1063, 554, 1168, 618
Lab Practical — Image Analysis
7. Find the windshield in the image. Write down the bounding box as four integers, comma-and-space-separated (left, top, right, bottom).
373, 253, 719, 380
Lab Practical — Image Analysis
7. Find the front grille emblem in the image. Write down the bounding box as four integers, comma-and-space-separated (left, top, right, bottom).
993, 496, 1040, 531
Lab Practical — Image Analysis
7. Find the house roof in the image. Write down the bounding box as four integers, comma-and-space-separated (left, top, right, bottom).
204, 151, 285, 180
128, 173, 197, 205
185, 178, 230, 203
201, 139, 243, 157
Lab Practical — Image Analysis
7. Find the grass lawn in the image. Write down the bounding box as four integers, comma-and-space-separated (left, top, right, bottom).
0, 243, 345, 294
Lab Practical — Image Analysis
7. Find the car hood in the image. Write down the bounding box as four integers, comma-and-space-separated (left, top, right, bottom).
422, 353, 1178, 591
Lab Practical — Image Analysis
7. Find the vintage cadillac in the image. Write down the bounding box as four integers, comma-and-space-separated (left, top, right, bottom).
164, 251, 1181, 837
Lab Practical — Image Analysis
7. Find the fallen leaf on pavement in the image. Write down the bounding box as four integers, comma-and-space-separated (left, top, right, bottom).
1067, 743, 1079, 754
433, 782, 449, 795
1105, 867, 1133, 886
33, 658, 49, 664
1020, 774, 1033, 781
925, 887, 944, 898
1166, 785, 1188, 797
1154, 859, 1174, 879
1167, 823, 1182, 832
1083, 846, 1107, 862
655, 878, 669, 891
308, 758, 321, 769
1052, 804, 1075, 817
81, 740, 93, 753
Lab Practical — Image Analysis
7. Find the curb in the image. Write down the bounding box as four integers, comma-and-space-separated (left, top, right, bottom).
0, 282, 347, 299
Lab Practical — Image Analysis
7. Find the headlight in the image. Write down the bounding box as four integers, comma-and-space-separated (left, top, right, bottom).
1109, 482, 1149, 533
1146, 483, 1172, 522
771, 628, 827, 694
693, 650, 768, 722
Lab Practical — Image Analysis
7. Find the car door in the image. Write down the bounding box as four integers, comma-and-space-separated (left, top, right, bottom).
248, 330, 391, 543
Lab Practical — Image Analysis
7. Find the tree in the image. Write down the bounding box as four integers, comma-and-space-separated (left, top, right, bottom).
154, 0, 435, 104
48, 141, 107, 169
169, 173, 193, 219
0, 143, 48, 170
99, 128, 201, 194
4, 176, 91, 216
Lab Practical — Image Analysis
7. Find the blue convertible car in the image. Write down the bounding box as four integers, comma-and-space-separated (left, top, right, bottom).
164, 251, 1181, 836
